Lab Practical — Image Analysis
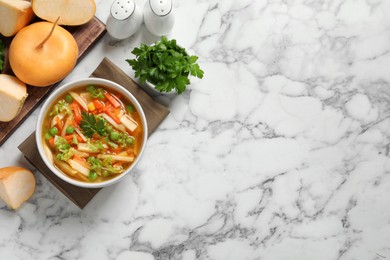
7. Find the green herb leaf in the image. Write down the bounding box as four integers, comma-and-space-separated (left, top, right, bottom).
126, 36, 204, 94
102, 157, 123, 174
54, 136, 70, 153
86, 85, 105, 99
50, 100, 72, 116
54, 136, 75, 161
56, 148, 75, 161
190, 62, 204, 78
88, 156, 103, 172
87, 139, 105, 153
80, 111, 106, 138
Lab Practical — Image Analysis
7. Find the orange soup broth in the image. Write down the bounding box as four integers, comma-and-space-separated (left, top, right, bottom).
42, 85, 144, 183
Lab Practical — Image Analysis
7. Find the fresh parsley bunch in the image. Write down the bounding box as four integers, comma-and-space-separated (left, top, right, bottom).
126, 36, 204, 94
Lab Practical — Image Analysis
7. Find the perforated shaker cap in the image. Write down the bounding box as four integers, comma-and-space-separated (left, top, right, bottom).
149, 0, 172, 17
110, 0, 135, 20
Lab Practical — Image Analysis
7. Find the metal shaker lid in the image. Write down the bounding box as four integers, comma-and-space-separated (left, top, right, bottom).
110, 0, 135, 20
149, 0, 172, 17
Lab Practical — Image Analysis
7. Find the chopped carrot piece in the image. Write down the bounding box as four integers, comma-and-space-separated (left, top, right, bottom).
71, 102, 82, 124
104, 107, 121, 124
91, 110, 99, 116
56, 116, 63, 133
113, 162, 122, 168
104, 92, 121, 108
92, 99, 104, 110
73, 155, 86, 163
48, 138, 55, 147
64, 135, 74, 141
111, 147, 123, 154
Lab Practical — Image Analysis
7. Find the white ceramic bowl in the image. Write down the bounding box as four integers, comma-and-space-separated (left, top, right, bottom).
36, 78, 148, 188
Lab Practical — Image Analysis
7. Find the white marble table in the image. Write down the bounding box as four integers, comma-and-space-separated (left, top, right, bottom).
1, 0, 390, 259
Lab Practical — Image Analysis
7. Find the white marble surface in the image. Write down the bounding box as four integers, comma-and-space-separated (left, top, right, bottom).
1, 0, 390, 259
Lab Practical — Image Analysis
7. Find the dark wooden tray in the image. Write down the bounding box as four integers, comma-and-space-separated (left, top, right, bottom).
0, 16, 106, 146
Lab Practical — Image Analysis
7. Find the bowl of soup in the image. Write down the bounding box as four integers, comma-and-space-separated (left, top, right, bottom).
36, 78, 148, 188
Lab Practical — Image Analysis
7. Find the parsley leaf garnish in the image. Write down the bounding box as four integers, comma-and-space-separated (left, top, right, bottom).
80, 111, 106, 138
0, 39, 5, 72
126, 36, 204, 94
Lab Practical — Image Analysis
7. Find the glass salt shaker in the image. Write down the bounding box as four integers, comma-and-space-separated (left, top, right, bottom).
143, 0, 175, 36
106, 0, 143, 40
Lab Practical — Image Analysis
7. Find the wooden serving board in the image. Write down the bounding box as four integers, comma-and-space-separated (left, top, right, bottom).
0, 17, 106, 146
